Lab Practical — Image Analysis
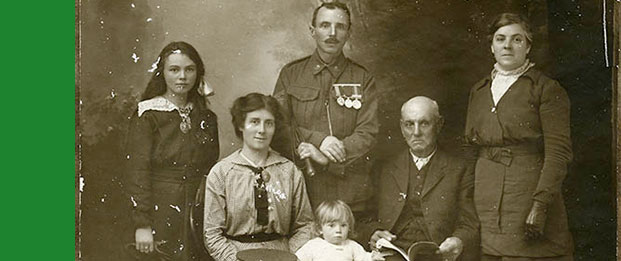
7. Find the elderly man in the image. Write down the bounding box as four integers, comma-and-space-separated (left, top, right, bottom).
272, 0, 379, 217
367, 96, 479, 260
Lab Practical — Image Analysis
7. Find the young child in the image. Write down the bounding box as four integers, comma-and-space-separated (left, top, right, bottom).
295, 200, 386, 261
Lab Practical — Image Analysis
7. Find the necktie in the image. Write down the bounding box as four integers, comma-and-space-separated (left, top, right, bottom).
415, 158, 428, 170
243, 165, 269, 226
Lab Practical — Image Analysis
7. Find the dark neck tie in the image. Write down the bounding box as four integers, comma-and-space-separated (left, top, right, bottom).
243, 165, 269, 226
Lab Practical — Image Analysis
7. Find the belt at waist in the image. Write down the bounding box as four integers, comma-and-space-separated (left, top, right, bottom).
479, 144, 541, 167
224, 233, 283, 243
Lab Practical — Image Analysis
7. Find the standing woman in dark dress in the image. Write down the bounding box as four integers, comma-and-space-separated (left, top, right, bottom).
124, 41, 219, 260
464, 13, 573, 260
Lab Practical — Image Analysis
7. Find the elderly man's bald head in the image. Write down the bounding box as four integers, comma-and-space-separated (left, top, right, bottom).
400, 96, 443, 157
401, 96, 441, 121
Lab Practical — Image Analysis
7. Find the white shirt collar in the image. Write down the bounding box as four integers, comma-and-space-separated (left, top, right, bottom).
409, 148, 436, 170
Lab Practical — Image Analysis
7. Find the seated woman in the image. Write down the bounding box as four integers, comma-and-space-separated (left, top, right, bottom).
203, 93, 314, 261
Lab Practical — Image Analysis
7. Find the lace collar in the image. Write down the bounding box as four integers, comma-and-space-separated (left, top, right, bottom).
491, 59, 535, 79
137, 96, 193, 117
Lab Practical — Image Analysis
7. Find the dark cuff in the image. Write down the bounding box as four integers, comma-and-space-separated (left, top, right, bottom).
308, 132, 329, 149
131, 210, 153, 230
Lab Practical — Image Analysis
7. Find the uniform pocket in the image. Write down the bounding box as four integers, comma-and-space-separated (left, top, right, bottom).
287, 85, 319, 101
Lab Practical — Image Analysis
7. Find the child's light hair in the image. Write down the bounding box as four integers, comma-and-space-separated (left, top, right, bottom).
314, 200, 356, 237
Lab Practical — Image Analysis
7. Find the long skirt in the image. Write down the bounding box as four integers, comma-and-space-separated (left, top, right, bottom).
474, 152, 572, 257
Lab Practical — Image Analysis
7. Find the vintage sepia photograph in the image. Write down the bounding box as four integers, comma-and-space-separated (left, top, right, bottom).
76, 0, 617, 260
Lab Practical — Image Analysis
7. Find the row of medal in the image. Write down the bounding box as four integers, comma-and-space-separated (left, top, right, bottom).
333, 83, 362, 110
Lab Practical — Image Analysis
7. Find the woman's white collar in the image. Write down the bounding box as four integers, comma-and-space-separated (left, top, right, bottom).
137, 96, 193, 117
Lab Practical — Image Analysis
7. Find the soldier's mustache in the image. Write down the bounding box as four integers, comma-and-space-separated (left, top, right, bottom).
325, 38, 339, 44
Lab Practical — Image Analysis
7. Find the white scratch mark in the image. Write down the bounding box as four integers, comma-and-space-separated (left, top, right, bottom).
130, 196, 138, 207
131, 3, 135, 8
148, 56, 160, 72
169, 205, 181, 212
266, 184, 287, 200
79, 177, 85, 192
603, 0, 609, 67
146, 17, 153, 23
131, 53, 140, 63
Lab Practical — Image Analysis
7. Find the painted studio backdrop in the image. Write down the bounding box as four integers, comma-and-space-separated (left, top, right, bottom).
77, 0, 615, 260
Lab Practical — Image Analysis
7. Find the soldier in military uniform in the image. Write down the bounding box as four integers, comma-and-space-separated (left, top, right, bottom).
272, 1, 379, 220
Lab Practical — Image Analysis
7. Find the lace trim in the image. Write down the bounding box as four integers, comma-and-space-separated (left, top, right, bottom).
137, 96, 194, 133
491, 59, 535, 79
137, 96, 193, 117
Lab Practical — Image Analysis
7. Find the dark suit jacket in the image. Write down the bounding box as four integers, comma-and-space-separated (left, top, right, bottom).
366, 149, 479, 260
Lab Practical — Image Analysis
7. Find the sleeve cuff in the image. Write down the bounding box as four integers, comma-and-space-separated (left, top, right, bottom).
132, 211, 153, 229
308, 132, 329, 149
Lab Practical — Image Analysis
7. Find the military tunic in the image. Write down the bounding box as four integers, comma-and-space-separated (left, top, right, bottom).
272, 51, 379, 211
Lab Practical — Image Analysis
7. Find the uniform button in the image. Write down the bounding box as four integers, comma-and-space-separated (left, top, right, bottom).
315, 64, 320, 69
416, 191, 421, 196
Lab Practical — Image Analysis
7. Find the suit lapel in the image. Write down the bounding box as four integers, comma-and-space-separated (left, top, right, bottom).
389, 150, 410, 193
421, 150, 447, 197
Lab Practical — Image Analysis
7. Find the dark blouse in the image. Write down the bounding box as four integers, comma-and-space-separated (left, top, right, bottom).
124, 100, 219, 228
465, 68, 572, 208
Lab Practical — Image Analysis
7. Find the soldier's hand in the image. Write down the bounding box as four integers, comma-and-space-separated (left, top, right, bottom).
320, 136, 346, 163
525, 201, 547, 240
297, 142, 328, 165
